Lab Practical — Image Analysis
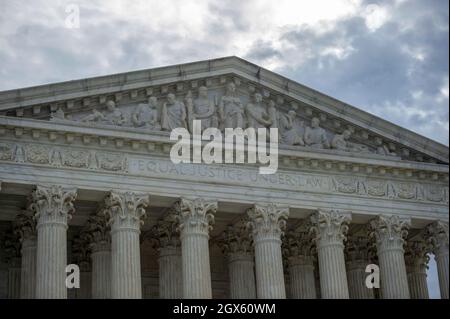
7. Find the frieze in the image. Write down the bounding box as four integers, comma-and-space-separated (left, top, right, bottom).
129, 157, 448, 205
0, 141, 447, 204
0, 142, 127, 173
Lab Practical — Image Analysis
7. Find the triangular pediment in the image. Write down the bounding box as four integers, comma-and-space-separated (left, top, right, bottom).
0, 56, 448, 164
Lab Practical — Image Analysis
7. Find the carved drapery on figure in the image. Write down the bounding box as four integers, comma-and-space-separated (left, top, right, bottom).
161, 93, 187, 131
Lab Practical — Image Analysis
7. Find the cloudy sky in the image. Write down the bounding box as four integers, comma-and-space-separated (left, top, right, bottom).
0, 0, 447, 297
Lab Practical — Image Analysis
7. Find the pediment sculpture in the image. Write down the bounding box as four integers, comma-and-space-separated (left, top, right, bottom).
48, 81, 398, 158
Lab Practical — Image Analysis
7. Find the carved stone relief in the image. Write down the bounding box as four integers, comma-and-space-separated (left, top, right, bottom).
39, 80, 431, 160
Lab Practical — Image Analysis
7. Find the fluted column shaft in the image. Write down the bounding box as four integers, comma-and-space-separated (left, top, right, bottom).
111, 227, 141, 298
91, 244, 111, 299
76, 262, 91, 299
181, 230, 212, 298
377, 246, 409, 298
228, 253, 256, 299
36, 219, 68, 298
288, 256, 316, 299
346, 262, 374, 299
435, 251, 449, 299
177, 198, 217, 299
318, 241, 349, 298
248, 204, 288, 299
311, 210, 351, 299
426, 221, 449, 299
105, 191, 149, 299
407, 264, 429, 299
159, 246, 182, 299
8, 257, 21, 299
33, 185, 77, 299
370, 215, 410, 299
20, 237, 37, 299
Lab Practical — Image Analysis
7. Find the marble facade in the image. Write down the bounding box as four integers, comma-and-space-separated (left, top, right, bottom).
0, 57, 448, 299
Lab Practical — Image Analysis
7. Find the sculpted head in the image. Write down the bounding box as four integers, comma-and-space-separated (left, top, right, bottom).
148, 96, 158, 108
167, 93, 176, 104
226, 82, 236, 94
198, 86, 208, 98
311, 117, 320, 128
342, 129, 352, 140
106, 100, 116, 111
254, 93, 263, 103
288, 110, 296, 117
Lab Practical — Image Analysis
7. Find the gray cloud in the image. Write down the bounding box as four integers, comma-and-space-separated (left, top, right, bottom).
245, 0, 449, 145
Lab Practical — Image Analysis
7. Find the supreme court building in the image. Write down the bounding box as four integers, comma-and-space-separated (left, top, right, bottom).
0, 56, 448, 299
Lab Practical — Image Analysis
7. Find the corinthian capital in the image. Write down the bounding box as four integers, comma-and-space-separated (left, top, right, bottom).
310, 209, 351, 246
104, 191, 149, 231
425, 221, 449, 256
218, 220, 253, 257
404, 240, 430, 271
72, 230, 91, 269
283, 223, 315, 266
369, 215, 411, 250
151, 212, 180, 249
13, 208, 37, 242
345, 234, 373, 268
31, 185, 77, 226
247, 203, 289, 241
85, 209, 111, 252
176, 198, 217, 236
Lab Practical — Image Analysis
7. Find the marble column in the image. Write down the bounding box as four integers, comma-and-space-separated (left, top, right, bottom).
369, 215, 411, 299
311, 209, 351, 299
14, 211, 37, 299
105, 191, 149, 299
345, 235, 374, 299
87, 212, 111, 299
283, 227, 316, 299
176, 198, 217, 299
90, 242, 111, 299
425, 221, 449, 299
7, 257, 21, 299
32, 185, 77, 299
152, 214, 182, 299
405, 241, 430, 299
247, 203, 289, 299
71, 231, 92, 299
219, 223, 256, 299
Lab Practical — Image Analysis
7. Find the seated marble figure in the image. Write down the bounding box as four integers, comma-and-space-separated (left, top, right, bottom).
245, 92, 273, 129
280, 110, 305, 146
187, 86, 218, 131
131, 96, 161, 130
304, 117, 330, 149
81, 100, 126, 126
